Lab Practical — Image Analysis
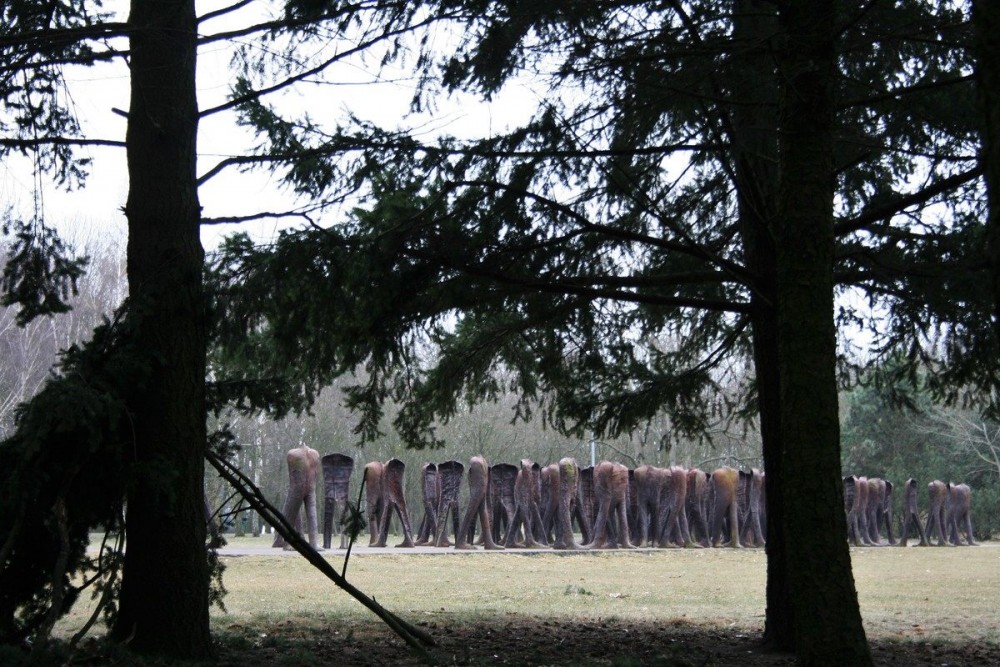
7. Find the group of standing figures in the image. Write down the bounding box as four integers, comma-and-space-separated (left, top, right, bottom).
844, 475, 977, 547
270, 447, 766, 551
268, 447, 979, 552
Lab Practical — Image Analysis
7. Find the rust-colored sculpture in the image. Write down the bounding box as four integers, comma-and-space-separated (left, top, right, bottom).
585, 460, 634, 549
502, 458, 546, 548
433, 460, 465, 547
685, 468, 711, 547
364, 461, 386, 546
573, 465, 595, 544
374, 458, 416, 548
659, 466, 690, 547
946, 483, 976, 546
633, 464, 667, 547
925, 479, 951, 546
895, 477, 928, 547
490, 463, 518, 544
454, 456, 503, 550
551, 457, 585, 549
738, 468, 766, 548
862, 478, 885, 546
272, 445, 321, 549
844, 475, 874, 546
709, 466, 741, 548
321, 453, 354, 549
627, 468, 640, 546
414, 463, 439, 546
539, 463, 559, 544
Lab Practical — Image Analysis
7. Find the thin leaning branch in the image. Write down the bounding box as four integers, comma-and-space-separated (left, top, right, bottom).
835, 165, 983, 237
204, 450, 436, 657
0, 137, 126, 150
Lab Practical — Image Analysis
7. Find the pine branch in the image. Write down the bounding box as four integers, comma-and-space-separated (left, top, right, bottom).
0, 137, 125, 150
835, 166, 984, 237
0, 22, 131, 49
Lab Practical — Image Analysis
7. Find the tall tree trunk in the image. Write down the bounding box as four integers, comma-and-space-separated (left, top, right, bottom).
772, 2, 871, 663
110, 0, 210, 658
729, 0, 793, 649
973, 0, 1000, 343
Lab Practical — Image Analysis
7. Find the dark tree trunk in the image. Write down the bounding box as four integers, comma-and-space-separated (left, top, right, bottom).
109, 0, 210, 658
772, 3, 871, 663
973, 0, 1000, 341
729, 1, 793, 650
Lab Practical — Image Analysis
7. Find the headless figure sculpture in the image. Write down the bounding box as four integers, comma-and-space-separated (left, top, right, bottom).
896, 478, 928, 547
434, 461, 465, 547
585, 461, 635, 549
503, 459, 546, 548
414, 463, 439, 546
454, 456, 503, 550
374, 458, 416, 548
321, 453, 354, 549
552, 457, 586, 550
575, 466, 596, 545
490, 463, 518, 544
272, 445, 321, 550
925, 480, 952, 546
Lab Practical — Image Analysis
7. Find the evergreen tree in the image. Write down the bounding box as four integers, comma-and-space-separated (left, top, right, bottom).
3, 0, 432, 658
210, 1, 990, 663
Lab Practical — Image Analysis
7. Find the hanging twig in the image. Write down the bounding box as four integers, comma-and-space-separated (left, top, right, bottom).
341, 477, 368, 579
204, 451, 436, 658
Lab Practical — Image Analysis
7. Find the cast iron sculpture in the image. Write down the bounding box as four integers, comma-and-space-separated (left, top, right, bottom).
946, 483, 977, 545
414, 463, 439, 546
454, 456, 503, 550
502, 458, 546, 548
584, 460, 634, 549
925, 479, 952, 546
321, 453, 354, 549
659, 466, 690, 547
686, 467, 711, 547
364, 461, 386, 546
575, 465, 596, 544
896, 478, 929, 547
709, 466, 741, 548
490, 463, 518, 544
552, 457, 585, 550
738, 468, 766, 548
272, 445, 321, 549
433, 460, 465, 547
633, 464, 668, 547
374, 458, 416, 548
844, 475, 874, 547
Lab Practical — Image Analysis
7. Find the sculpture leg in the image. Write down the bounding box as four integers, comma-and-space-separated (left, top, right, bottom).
433, 500, 455, 547
393, 502, 416, 548
613, 500, 634, 549
304, 491, 320, 549
273, 491, 303, 548
323, 497, 335, 549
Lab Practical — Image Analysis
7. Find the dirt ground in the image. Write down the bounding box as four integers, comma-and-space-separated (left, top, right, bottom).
209, 614, 1000, 666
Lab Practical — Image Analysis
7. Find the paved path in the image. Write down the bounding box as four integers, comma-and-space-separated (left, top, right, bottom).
218, 544, 633, 556
216, 541, 998, 557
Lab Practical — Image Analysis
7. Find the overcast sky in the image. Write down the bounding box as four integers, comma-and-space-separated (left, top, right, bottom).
2, 0, 540, 252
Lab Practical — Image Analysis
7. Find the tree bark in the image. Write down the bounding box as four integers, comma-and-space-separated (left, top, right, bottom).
973, 0, 1000, 343
109, 0, 211, 658
772, 2, 871, 663
729, 0, 794, 649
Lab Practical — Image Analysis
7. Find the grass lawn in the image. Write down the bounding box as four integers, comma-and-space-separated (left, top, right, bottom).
52, 535, 1000, 665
